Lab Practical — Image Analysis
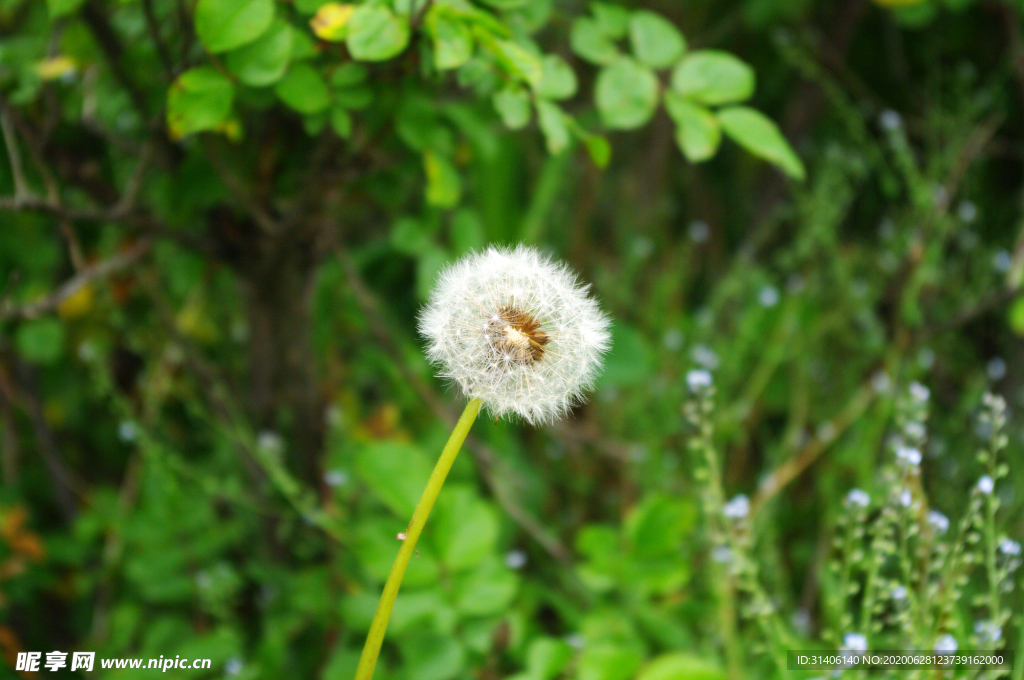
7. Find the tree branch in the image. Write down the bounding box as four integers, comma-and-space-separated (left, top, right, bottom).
1, 238, 153, 320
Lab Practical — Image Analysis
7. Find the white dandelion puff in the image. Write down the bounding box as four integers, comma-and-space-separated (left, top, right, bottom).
419, 245, 611, 424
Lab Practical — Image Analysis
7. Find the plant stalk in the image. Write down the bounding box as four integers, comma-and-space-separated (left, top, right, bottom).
354, 397, 482, 680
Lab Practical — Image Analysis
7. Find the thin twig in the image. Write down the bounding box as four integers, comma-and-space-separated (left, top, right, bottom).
1, 238, 153, 320
141, 0, 174, 78
0, 103, 30, 199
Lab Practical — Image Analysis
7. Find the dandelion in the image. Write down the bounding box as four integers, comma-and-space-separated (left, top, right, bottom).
419, 245, 611, 424
357, 245, 610, 680
978, 475, 995, 494
847, 489, 870, 508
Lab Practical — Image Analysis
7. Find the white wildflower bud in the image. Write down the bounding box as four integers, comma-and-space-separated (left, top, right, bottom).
419, 245, 611, 424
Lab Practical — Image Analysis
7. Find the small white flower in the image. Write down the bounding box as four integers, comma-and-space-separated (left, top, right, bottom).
909, 381, 930, 403
957, 200, 977, 223
842, 633, 868, 653
896, 446, 922, 467
871, 371, 891, 394
903, 421, 926, 440
898, 489, 913, 508
987, 357, 1007, 381
419, 246, 611, 424
504, 549, 528, 569
723, 495, 750, 519
927, 510, 949, 534
999, 538, 1022, 556
758, 285, 779, 308
891, 585, 908, 600
688, 220, 710, 243
974, 620, 1002, 644
847, 489, 870, 508
711, 545, 733, 563
978, 475, 994, 495
225, 658, 243, 676
691, 344, 719, 369
993, 249, 1012, 273
118, 420, 138, 443
323, 469, 349, 487
878, 109, 903, 131
686, 369, 713, 392
934, 634, 957, 655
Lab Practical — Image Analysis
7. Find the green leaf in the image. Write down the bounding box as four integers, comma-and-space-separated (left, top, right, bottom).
166, 67, 234, 139
591, 2, 631, 38
294, 0, 325, 14
579, 643, 644, 680
330, 62, 368, 87
718, 106, 805, 179
346, 5, 410, 61
334, 86, 372, 110
476, 0, 532, 9
493, 40, 543, 88
432, 485, 498, 571
46, 0, 85, 19
330, 105, 352, 138
426, 7, 473, 70
595, 59, 659, 130
536, 54, 577, 100
570, 17, 621, 65
526, 637, 574, 680
454, 558, 519, 616
354, 441, 433, 517
664, 93, 720, 162
194, 0, 273, 54
399, 635, 466, 680
629, 11, 685, 69
493, 86, 531, 129
1009, 295, 1024, 334
424, 151, 462, 208
625, 493, 695, 559
225, 19, 292, 86
274, 63, 330, 114
310, 2, 354, 41
16, 318, 64, 365
635, 654, 725, 680
671, 51, 755, 105
536, 99, 569, 154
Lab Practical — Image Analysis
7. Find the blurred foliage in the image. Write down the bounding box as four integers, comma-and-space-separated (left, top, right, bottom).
0, 0, 1023, 679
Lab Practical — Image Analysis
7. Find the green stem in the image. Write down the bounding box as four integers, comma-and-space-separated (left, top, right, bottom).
354, 397, 482, 680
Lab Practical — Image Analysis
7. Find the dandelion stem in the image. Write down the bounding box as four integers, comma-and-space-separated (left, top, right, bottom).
354, 397, 482, 680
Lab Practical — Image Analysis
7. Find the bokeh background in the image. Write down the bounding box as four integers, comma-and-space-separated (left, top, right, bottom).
1, 0, 1022, 678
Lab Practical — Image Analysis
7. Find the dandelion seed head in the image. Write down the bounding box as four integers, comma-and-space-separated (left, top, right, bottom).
419, 245, 611, 424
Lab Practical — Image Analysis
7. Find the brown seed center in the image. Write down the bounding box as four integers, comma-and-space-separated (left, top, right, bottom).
487, 305, 548, 365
